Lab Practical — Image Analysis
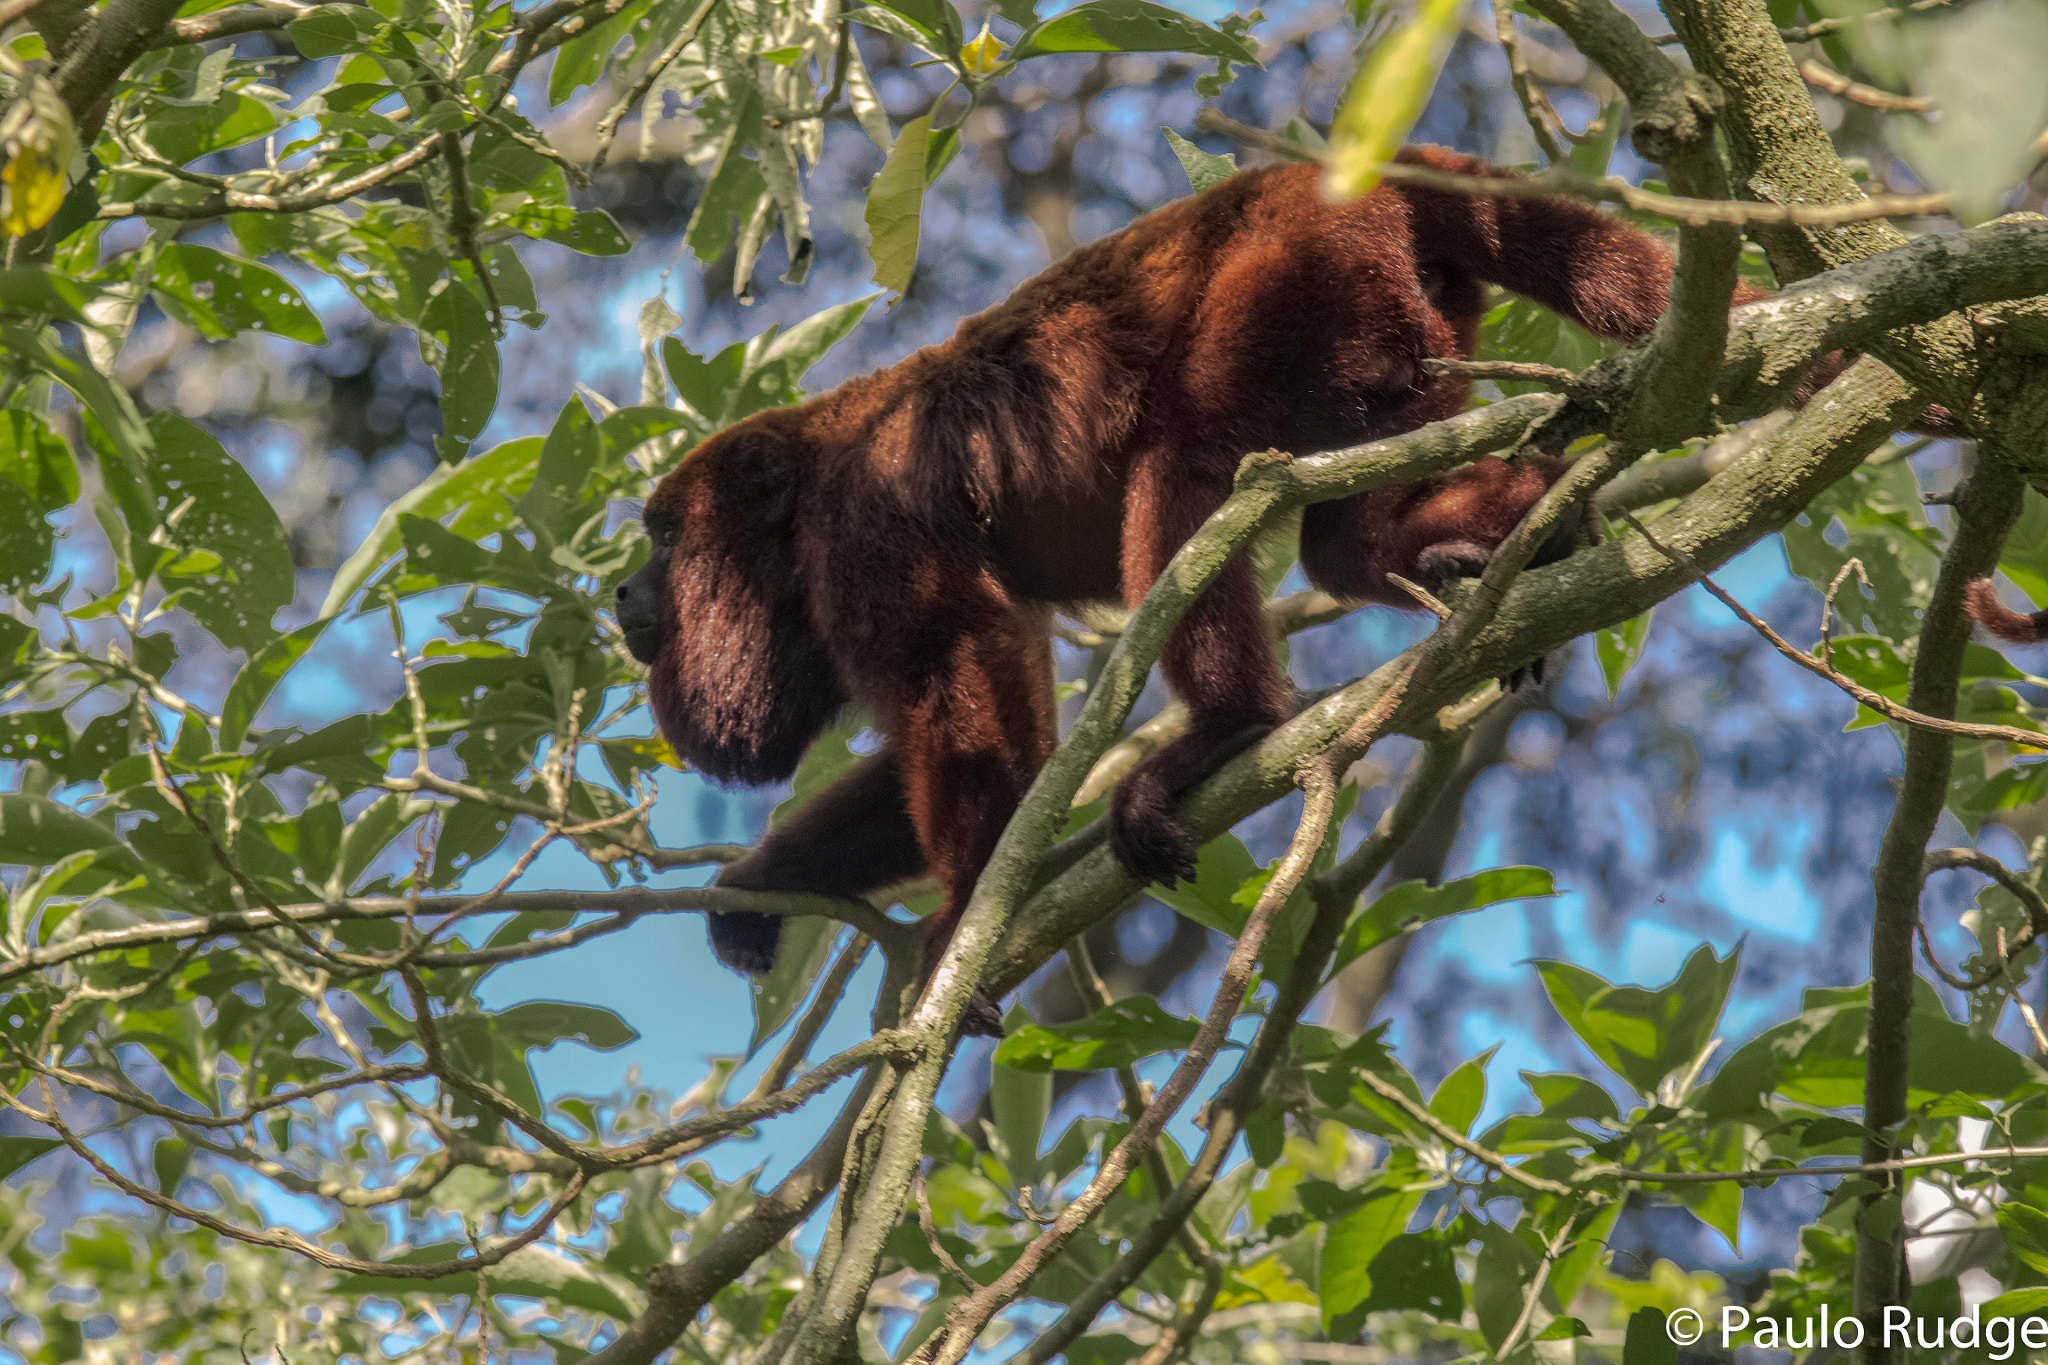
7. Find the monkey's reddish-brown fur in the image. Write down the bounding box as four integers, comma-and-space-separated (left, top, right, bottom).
635, 146, 1696, 1024
1968, 581, 2048, 644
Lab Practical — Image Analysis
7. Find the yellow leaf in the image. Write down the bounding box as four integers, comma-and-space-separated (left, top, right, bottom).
959, 22, 1007, 76
1323, 0, 1465, 200
1, 147, 65, 235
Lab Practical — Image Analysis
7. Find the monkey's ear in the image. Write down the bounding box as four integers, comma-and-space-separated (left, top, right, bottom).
646, 463, 846, 785
1968, 579, 2048, 645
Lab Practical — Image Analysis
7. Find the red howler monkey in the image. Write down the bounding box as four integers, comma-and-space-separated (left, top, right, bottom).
613, 145, 1723, 1030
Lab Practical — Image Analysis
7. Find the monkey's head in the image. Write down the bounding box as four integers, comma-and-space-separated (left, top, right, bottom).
614, 419, 847, 787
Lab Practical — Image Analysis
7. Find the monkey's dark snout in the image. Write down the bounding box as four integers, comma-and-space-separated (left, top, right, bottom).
615, 566, 665, 664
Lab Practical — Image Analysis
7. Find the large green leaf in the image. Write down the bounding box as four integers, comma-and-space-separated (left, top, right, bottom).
992, 995, 1199, 1072
220, 619, 333, 752
321, 434, 543, 615
1319, 1187, 1425, 1333
419, 282, 502, 463
866, 115, 932, 295
0, 408, 79, 509
147, 413, 294, 653
1013, 0, 1257, 60
0, 479, 54, 594
151, 244, 327, 344
1701, 977, 2045, 1117
1329, 867, 1556, 977
1535, 943, 1738, 1098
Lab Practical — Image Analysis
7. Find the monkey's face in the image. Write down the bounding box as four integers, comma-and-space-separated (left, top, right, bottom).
614, 509, 674, 665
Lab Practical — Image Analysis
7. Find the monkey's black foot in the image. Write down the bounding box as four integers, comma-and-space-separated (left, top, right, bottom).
707, 910, 784, 976
1499, 654, 1548, 692
960, 988, 1005, 1038
1109, 779, 1201, 888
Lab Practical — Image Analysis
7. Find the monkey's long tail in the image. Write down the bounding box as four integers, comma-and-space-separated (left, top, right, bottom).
1968, 579, 2048, 645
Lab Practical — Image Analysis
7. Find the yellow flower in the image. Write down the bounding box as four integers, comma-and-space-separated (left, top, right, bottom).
959, 22, 1007, 75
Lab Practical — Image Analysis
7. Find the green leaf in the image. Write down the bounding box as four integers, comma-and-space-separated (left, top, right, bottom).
1999, 1202, 2048, 1276
220, 619, 331, 752
0, 264, 103, 325
428, 799, 515, 884
1320, 1187, 1424, 1332
1780, 459, 1939, 646
0, 479, 54, 594
518, 395, 602, 533
866, 115, 931, 295
1623, 1307, 1678, 1365
747, 915, 839, 1054
420, 282, 501, 463
151, 244, 327, 344
505, 202, 633, 256
0, 408, 79, 509
321, 434, 542, 615
0, 794, 145, 889
1325, 0, 1463, 198
1427, 1046, 1494, 1135
1357, 1232, 1463, 1321
1535, 942, 1738, 1097
683, 88, 767, 265
9, 328, 156, 548
1701, 978, 2043, 1117
848, 3, 941, 50
990, 1003, 1052, 1186
147, 413, 294, 652
992, 995, 1200, 1071
1152, 832, 1259, 937
0, 1137, 62, 1179
745, 293, 881, 399
334, 1245, 642, 1322
599, 405, 702, 459
1539, 1317, 1592, 1340
1329, 866, 1555, 976
490, 1001, 639, 1051
1471, 1220, 1540, 1351
1980, 1285, 2048, 1320
286, 4, 378, 57
1994, 487, 2048, 606
1162, 127, 1236, 193
1013, 0, 1258, 60
546, 0, 649, 105
1596, 607, 1654, 699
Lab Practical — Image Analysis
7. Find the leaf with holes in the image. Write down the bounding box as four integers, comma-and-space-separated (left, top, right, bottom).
151, 244, 327, 344
148, 414, 293, 653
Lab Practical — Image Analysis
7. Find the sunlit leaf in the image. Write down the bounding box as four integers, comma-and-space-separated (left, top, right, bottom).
1324, 0, 1463, 199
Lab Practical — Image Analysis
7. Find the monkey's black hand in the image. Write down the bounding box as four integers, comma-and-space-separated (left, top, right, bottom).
707, 910, 784, 975
960, 989, 1006, 1038
1500, 655, 1548, 691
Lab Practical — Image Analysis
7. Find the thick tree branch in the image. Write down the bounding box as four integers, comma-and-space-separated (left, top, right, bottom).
1856, 455, 2026, 1356
985, 357, 1927, 996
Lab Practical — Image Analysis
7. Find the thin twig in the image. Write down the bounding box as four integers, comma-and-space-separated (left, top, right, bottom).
1492, 0, 1565, 165
590, 0, 720, 173
1799, 59, 1933, 114
1620, 511, 2048, 750
915, 1175, 982, 1291
1193, 109, 1950, 225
